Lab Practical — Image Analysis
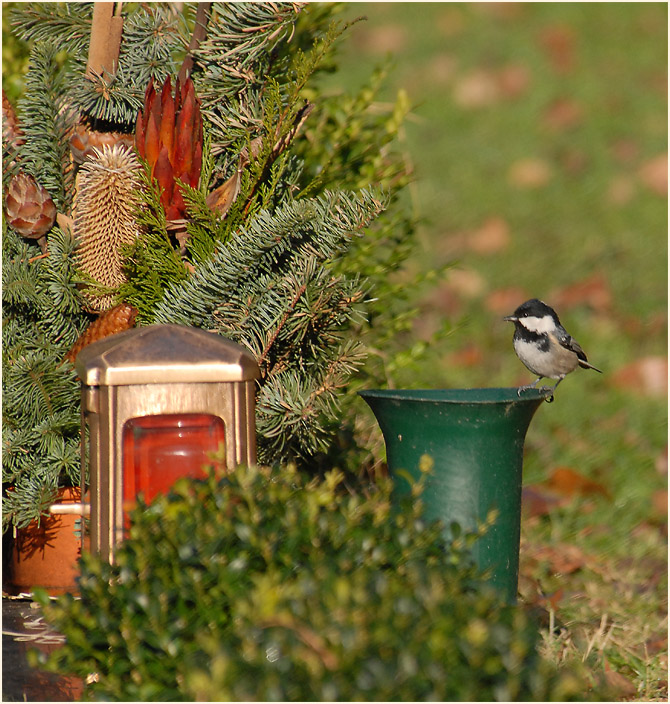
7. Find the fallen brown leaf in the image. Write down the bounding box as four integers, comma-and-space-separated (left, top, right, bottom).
508, 157, 553, 188
611, 356, 668, 397
638, 153, 668, 197
550, 272, 612, 312
651, 489, 667, 518
522, 485, 565, 518
604, 660, 638, 700
645, 633, 668, 655
543, 97, 583, 131
444, 267, 487, 299
611, 139, 640, 164
357, 24, 408, 55
436, 7, 466, 38
473, 3, 524, 19
530, 543, 591, 575
559, 147, 589, 175
497, 63, 531, 99
467, 216, 511, 255
429, 281, 465, 318
617, 310, 667, 338
485, 286, 530, 314
546, 467, 611, 499
453, 68, 500, 108
453, 64, 530, 108
538, 25, 576, 74
447, 343, 485, 368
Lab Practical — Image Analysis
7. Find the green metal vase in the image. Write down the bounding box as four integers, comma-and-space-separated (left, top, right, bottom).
359, 387, 550, 602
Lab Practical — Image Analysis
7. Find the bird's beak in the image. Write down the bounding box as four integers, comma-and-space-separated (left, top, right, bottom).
503, 315, 517, 322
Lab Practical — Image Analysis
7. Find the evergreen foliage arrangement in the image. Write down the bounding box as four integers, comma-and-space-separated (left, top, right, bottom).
32, 463, 592, 701
3, 2, 422, 528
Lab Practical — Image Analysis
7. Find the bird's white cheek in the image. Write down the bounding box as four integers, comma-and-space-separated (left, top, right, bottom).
519, 315, 555, 334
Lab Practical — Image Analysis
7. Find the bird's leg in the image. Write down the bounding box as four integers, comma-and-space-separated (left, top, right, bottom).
516, 377, 542, 396
536, 375, 565, 403
541, 374, 565, 393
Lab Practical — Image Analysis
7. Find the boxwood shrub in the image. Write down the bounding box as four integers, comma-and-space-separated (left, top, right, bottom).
33, 462, 591, 701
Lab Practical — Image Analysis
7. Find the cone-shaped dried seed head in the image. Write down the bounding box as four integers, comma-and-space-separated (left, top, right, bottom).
73, 144, 141, 312
4, 171, 57, 239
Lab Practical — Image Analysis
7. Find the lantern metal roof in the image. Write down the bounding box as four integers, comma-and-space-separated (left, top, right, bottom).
75, 324, 260, 386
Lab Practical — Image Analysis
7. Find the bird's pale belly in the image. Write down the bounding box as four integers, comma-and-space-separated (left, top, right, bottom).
513, 338, 579, 378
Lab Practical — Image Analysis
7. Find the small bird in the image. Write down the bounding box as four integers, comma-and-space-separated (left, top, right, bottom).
503, 298, 602, 395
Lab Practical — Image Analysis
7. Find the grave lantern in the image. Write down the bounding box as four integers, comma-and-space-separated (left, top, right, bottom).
51, 324, 259, 563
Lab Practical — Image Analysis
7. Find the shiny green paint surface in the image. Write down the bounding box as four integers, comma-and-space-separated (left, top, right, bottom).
359, 388, 550, 602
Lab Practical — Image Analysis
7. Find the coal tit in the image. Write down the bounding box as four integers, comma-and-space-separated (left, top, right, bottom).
503, 298, 602, 395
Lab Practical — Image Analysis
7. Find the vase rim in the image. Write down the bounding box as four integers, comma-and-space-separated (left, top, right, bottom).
358, 387, 552, 404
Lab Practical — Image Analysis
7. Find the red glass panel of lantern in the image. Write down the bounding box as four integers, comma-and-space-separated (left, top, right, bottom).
122, 413, 225, 516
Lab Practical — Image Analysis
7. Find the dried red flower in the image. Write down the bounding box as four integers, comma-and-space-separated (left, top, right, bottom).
135, 75, 203, 223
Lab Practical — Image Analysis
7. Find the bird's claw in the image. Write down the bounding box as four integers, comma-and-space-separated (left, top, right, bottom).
516, 384, 536, 396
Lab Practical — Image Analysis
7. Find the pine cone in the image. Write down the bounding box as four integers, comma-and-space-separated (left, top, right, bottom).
69, 123, 134, 165
4, 171, 57, 239
65, 303, 138, 364
2, 89, 25, 150
73, 144, 142, 312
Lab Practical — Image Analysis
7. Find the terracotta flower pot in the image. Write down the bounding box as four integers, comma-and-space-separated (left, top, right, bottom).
7, 487, 83, 596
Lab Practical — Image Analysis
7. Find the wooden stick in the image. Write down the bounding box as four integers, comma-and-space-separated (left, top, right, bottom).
86, 2, 124, 81
177, 2, 212, 84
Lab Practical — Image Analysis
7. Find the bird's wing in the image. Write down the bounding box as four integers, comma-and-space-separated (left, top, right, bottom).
557, 328, 603, 372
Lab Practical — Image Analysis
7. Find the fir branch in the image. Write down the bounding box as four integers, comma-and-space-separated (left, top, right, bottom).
151, 189, 387, 328
17, 41, 74, 210
11, 2, 93, 54
68, 64, 144, 129
194, 2, 301, 92
149, 189, 385, 464
256, 337, 367, 462
118, 6, 185, 86
194, 2, 303, 148
118, 165, 190, 321
34, 227, 89, 347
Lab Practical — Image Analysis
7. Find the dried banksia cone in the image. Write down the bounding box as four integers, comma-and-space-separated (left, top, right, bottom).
65, 303, 138, 364
4, 171, 57, 244
135, 75, 203, 223
69, 122, 134, 165
73, 144, 141, 312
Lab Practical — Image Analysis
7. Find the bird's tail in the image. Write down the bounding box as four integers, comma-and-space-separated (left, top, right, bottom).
579, 359, 603, 373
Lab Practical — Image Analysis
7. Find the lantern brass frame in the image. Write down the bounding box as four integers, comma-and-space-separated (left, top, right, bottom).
52, 325, 260, 564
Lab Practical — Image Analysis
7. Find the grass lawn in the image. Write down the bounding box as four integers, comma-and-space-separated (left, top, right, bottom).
324, 3, 667, 700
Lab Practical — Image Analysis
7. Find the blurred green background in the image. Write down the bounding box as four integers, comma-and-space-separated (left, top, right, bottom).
321, 3, 667, 697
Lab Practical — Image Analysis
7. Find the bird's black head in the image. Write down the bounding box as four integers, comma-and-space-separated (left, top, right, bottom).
503, 298, 561, 330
